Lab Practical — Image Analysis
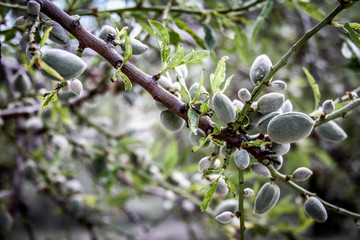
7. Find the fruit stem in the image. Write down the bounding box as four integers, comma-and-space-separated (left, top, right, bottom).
238, 169, 246, 240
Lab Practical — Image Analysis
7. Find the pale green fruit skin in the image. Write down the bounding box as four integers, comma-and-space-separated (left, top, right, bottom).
41, 49, 87, 80
42, 20, 70, 46
270, 80, 287, 92
238, 88, 251, 102
0, 211, 13, 233
234, 149, 250, 170
14, 74, 31, 93
250, 54, 272, 85
14, 16, 26, 26
254, 182, 280, 214
233, 99, 244, 111
213, 199, 238, 216
212, 92, 237, 123
175, 64, 188, 80
304, 197, 327, 223
189, 83, 208, 103
257, 93, 285, 114
27, 1, 40, 15
198, 157, 211, 173
268, 112, 315, 144
281, 99, 293, 113
160, 110, 185, 132
121, 38, 149, 55
257, 111, 280, 134
251, 163, 271, 178
158, 76, 173, 90
292, 167, 313, 181
273, 156, 283, 170
70, 79, 83, 96
98, 25, 116, 41
269, 143, 290, 157
154, 100, 168, 111
189, 129, 209, 147
322, 100, 335, 115
215, 211, 233, 224
315, 121, 347, 142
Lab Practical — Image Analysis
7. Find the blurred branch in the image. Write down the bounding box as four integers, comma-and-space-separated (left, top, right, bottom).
0, 2, 27, 11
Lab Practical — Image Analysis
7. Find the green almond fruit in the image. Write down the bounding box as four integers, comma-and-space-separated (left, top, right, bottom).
281, 99, 293, 113
14, 73, 31, 93
270, 80, 287, 92
121, 38, 149, 55
189, 82, 208, 103
250, 54, 272, 85
27, 1, 40, 15
268, 112, 315, 144
273, 156, 283, 170
315, 121, 347, 142
160, 110, 185, 132
42, 20, 70, 46
257, 111, 280, 134
292, 167, 313, 181
215, 211, 233, 224
233, 99, 244, 111
98, 25, 117, 41
212, 92, 237, 123
251, 163, 271, 178
213, 199, 238, 216
269, 142, 290, 157
41, 49, 87, 80
70, 79, 83, 96
14, 16, 26, 27
175, 64, 188, 80
254, 182, 280, 214
304, 197, 327, 223
189, 129, 209, 147
234, 149, 250, 170
22, 160, 37, 180
248, 110, 264, 126
238, 88, 251, 102
322, 100, 335, 115
0, 211, 13, 233
158, 76, 173, 90
257, 93, 285, 114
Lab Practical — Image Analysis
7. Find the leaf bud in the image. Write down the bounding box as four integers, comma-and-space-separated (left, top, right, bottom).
121, 38, 149, 55
234, 149, 250, 170
14, 16, 26, 26
257, 93, 285, 114
304, 197, 327, 223
267, 112, 315, 144
238, 88, 251, 102
42, 20, 70, 46
254, 182, 280, 214
292, 167, 313, 181
322, 99, 335, 115
215, 211, 233, 224
27, 1, 41, 15
212, 92, 237, 123
244, 188, 254, 197
270, 80, 287, 92
250, 54, 272, 85
315, 121, 347, 142
160, 110, 185, 132
251, 163, 271, 178
70, 79, 83, 96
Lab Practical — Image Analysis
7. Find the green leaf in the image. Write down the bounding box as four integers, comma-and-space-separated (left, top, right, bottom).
168, 26, 183, 46
191, 69, 205, 104
220, 74, 234, 94
174, 19, 206, 49
181, 50, 210, 64
210, 56, 229, 93
224, 177, 235, 195
233, 25, 251, 66
38, 59, 64, 81
162, 45, 171, 64
163, 141, 178, 175
297, 1, 326, 21
118, 71, 132, 93
252, 0, 273, 45
119, 36, 132, 70
344, 23, 360, 49
188, 108, 199, 134
163, 46, 185, 72
148, 19, 170, 46
40, 25, 53, 48
201, 176, 220, 212
200, 102, 209, 115
303, 67, 320, 110
42, 92, 57, 109
252, 17, 265, 46
204, 24, 215, 50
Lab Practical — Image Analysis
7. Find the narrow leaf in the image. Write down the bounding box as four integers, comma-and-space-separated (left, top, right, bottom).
161, 45, 171, 64
168, 26, 183, 46
252, 0, 273, 45
40, 25, 53, 48
120, 36, 132, 69
204, 24, 215, 50
38, 60, 64, 81
220, 74, 234, 93
201, 177, 220, 212
191, 69, 205, 104
211, 56, 229, 93
164, 46, 185, 72
148, 19, 170, 46
344, 23, 360, 49
118, 71, 132, 93
233, 26, 251, 66
174, 19, 206, 49
297, 1, 326, 21
181, 50, 210, 64
303, 67, 320, 110
188, 108, 199, 134
42, 92, 56, 109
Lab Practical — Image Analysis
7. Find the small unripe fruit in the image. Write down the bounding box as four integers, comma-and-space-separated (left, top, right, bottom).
281, 99, 293, 113
175, 64, 188, 80
98, 25, 116, 41
14, 16, 26, 26
257, 111, 280, 134
158, 76, 173, 90
60, 81, 71, 93
257, 93, 285, 114
233, 99, 244, 110
121, 38, 149, 55
213, 199, 238, 216
198, 157, 211, 173
154, 100, 168, 111
292, 167, 313, 181
273, 156, 283, 170
270, 80, 287, 92
189, 129, 209, 147
0, 210, 13, 233
41, 49, 87, 80
212, 92, 237, 123
315, 121, 347, 142
322, 100, 335, 115
267, 112, 315, 144
250, 54, 272, 85
160, 110, 185, 132
238, 88, 251, 102
172, 82, 181, 92
244, 188, 254, 197
70, 79, 83, 96
304, 197, 328, 223
22, 160, 37, 180
234, 149, 250, 170
14, 73, 31, 93
42, 20, 70, 46
215, 211, 233, 224
189, 82, 208, 103
251, 163, 271, 178
216, 177, 229, 196
254, 182, 280, 214
27, 1, 41, 15
248, 110, 264, 126
269, 143, 290, 157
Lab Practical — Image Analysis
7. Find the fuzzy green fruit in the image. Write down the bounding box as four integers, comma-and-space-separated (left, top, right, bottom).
315, 121, 347, 142
189, 82, 208, 104
292, 167, 313, 181
212, 92, 237, 123
250, 54, 272, 85
14, 73, 31, 93
267, 112, 315, 144
257, 93, 285, 114
269, 143, 290, 157
233, 99, 244, 111
254, 182, 280, 214
273, 156, 283, 170
27, 1, 40, 15
158, 76, 173, 90
213, 199, 238, 216
270, 80, 287, 92
98, 25, 116, 41
160, 110, 185, 132
281, 99, 293, 113
322, 100, 335, 115
70, 79, 83, 96
257, 111, 280, 134
304, 197, 327, 223
121, 38, 149, 55
14, 16, 26, 26
251, 163, 271, 178
42, 20, 70, 46
189, 129, 209, 147
41, 49, 87, 80
238, 88, 251, 102
215, 211, 233, 224
234, 149, 250, 170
